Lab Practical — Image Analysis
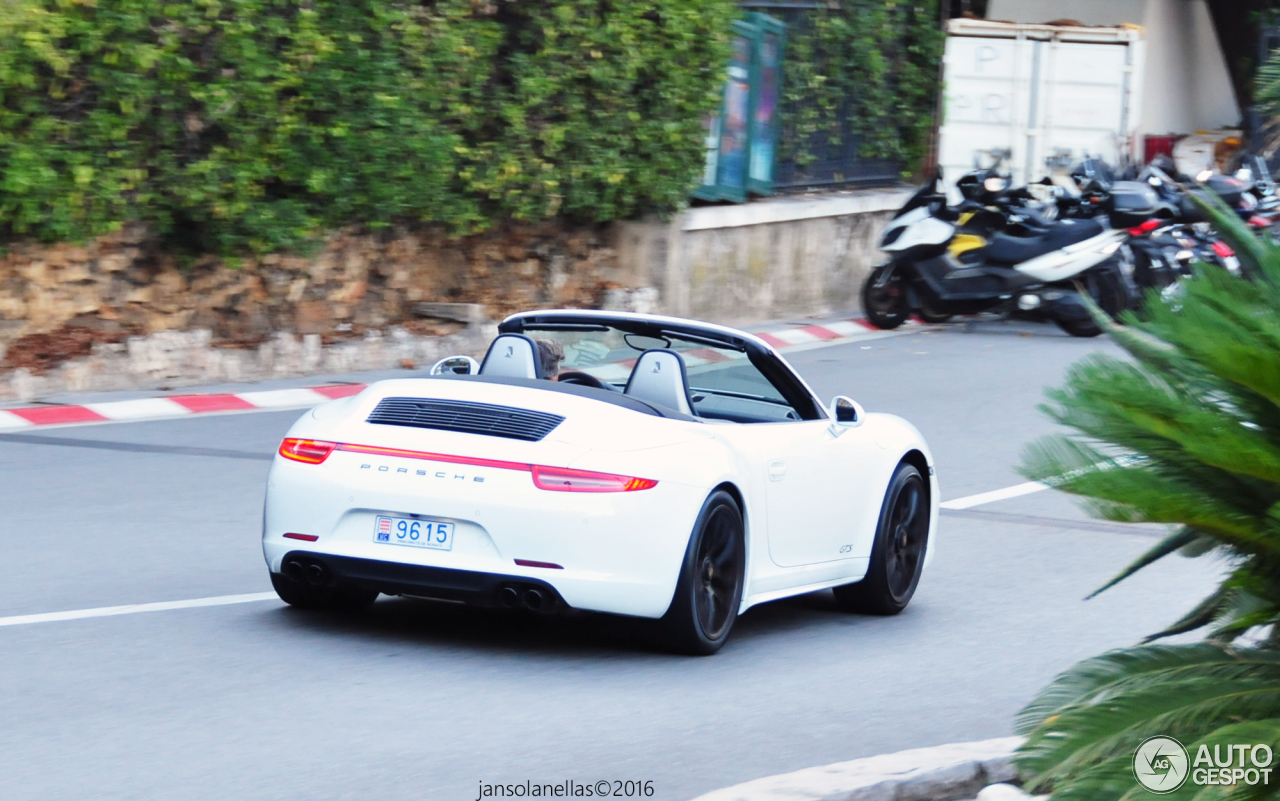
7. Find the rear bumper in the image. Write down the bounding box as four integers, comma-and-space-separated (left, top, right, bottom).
262, 451, 711, 618
278, 550, 566, 610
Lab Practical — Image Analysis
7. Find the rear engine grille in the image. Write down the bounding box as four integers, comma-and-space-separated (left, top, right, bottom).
366, 397, 564, 442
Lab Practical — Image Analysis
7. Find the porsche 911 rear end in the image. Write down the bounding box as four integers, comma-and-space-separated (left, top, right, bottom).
262, 379, 715, 618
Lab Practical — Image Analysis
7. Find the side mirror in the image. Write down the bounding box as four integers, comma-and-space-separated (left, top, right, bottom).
828, 395, 864, 435
429, 355, 480, 376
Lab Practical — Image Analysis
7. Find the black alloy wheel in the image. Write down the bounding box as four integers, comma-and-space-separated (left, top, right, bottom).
833, 463, 929, 615
660, 490, 745, 655
862, 263, 911, 330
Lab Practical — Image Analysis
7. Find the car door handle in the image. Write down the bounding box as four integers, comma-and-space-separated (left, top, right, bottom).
768, 460, 787, 481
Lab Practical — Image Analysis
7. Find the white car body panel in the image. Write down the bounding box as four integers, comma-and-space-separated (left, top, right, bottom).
263, 312, 939, 620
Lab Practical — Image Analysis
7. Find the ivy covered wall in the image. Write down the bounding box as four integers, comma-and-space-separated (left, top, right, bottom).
765, 0, 944, 186
0, 0, 737, 253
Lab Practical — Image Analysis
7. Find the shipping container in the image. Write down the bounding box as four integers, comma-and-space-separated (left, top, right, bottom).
937, 19, 1145, 195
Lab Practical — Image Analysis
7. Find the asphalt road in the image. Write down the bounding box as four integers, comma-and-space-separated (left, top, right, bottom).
0, 320, 1220, 801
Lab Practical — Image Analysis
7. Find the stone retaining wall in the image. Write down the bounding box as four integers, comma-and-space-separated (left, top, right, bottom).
0, 188, 908, 400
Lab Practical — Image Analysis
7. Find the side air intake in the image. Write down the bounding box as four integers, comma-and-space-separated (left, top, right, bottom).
366, 398, 564, 442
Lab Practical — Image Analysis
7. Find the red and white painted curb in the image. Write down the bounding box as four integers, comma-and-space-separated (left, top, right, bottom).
0, 384, 364, 432
753, 317, 889, 349
0, 316, 916, 432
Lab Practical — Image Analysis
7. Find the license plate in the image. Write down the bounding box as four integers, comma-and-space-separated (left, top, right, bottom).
373, 515, 453, 551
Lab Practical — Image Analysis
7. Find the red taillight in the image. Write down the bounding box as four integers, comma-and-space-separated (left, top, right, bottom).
283, 533, 319, 542
531, 465, 658, 493
279, 438, 337, 464
1212, 240, 1235, 258
1128, 218, 1161, 236
278, 438, 656, 491
334, 443, 530, 472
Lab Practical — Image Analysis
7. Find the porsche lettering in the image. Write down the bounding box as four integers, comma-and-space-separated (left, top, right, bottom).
359, 463, 485, 482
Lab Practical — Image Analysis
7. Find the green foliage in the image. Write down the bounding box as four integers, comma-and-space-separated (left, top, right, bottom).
777, 0, 944, 178
1256, 48, 1280, 120
1013, 196, 1280, 798
0, 0, 735, 252
1016, 645, 1280, 800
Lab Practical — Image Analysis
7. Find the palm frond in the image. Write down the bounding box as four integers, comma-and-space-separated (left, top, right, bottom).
1016, 645, 1280, 800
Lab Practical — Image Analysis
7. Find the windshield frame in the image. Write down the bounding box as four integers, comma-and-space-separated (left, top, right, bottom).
499, 310, 827, 421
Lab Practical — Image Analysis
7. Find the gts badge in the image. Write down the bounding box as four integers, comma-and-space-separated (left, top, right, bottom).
360, 464, 485, 483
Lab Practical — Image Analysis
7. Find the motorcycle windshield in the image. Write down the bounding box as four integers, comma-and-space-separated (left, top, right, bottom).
893, 176, 941, 220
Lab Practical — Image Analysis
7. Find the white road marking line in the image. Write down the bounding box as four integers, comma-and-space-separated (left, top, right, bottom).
85, 397, 192, 421
940, 481, 1049, 510
0, 480, 1064, 630
0, 592, 279, 629
0, 410, 34, 431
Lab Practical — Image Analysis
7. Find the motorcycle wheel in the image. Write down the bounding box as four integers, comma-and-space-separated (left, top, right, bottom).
916, 302, 953, 324
1055, 266, 1128, 338
862, 264, 911, 330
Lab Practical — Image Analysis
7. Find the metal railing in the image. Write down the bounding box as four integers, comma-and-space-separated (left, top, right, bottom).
739, 0, 904, 191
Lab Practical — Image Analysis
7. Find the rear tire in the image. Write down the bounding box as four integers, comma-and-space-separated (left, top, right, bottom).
1055, 318, 1104, 338
1054, 264, 1129, 338
833, 463, 929, 615
270, 571, 379, 613
862, 264, 910, 330
659, 491, 746, 655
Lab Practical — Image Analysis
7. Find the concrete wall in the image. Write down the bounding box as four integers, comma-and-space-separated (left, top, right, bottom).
987, 0, 1241, 140
614, 188, 910, 326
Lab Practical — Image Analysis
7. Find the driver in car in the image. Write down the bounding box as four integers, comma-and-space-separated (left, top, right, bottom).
534, 338, 564, 380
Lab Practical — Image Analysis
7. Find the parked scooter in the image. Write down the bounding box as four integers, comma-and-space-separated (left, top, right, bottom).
863, 167, 1151, 337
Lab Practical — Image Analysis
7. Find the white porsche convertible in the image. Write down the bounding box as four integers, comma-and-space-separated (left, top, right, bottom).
264, 310, 937, 654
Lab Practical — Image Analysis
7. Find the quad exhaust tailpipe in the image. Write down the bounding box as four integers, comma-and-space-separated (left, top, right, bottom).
283, 558, 330, 586
305, 563, 329, 586
522, 588, 546, 611
497, 584, 553, 612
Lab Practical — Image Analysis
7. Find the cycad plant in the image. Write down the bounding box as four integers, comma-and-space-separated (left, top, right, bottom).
1013, 193, 1280, 800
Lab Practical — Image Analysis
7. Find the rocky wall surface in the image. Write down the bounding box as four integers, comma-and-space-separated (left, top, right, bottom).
0, 187, 908, 400
0, 221, 625, 368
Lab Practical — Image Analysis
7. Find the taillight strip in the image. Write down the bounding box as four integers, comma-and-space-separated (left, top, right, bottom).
281, 439, 658, 492
334, 443, 532, 473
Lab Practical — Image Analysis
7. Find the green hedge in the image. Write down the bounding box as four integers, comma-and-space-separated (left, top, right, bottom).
780, 0, 944, 178
0, 0, 736, 252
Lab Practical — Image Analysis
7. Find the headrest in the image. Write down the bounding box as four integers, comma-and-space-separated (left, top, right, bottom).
479, 334, 543, 380
623, 349, 693, 415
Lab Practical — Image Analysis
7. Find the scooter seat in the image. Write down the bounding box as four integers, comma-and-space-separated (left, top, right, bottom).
984, 218, 1106, 265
